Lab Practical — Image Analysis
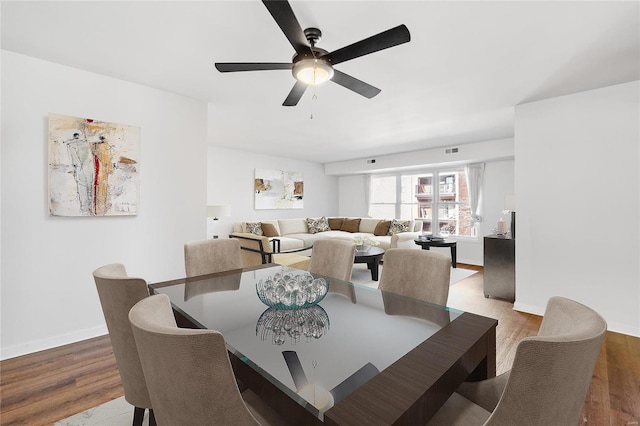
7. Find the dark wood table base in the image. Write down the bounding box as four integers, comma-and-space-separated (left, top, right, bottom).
353, 247, 385, 281
414, 239, 457, 268
324, 312, 497, 425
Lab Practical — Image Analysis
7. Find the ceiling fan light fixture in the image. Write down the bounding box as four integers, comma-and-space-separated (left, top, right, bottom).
293, 59, 334, 86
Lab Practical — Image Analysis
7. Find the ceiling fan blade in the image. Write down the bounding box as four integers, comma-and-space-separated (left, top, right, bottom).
331, 69, 381, 99
215, 62, 292, 72
283, 81, 307, 106
323, 24, 411, 66
262, 0, 312, 55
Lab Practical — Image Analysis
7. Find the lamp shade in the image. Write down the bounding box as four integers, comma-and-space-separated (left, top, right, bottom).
207, 205, 230, 219
504, 195, 516, 211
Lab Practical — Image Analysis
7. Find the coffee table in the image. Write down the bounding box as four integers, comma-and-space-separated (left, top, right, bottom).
353, 246, 385, 281
149, 265, 497, 425
414, 238, 457, 267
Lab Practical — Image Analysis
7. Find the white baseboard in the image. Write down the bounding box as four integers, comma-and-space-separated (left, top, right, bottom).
457, 258, 482, 267
1, 325, 108, 361
606, 322, 640, 338
514, 302, 639, 338
513, 301, 545, 317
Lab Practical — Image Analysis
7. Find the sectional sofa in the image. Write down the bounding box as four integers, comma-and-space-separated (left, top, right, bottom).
230, 217, 422, 252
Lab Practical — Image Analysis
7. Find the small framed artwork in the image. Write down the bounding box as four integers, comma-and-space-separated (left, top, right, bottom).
254, 168, 303, 210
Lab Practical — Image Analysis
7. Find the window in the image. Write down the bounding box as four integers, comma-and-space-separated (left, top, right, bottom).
369, 175, 396, 218
370, 169, 477, 237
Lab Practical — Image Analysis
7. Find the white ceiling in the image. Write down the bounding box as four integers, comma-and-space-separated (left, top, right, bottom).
2, 1, 639, 163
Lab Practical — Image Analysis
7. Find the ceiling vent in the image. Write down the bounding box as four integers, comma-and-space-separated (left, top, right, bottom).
445, 147, 459, 154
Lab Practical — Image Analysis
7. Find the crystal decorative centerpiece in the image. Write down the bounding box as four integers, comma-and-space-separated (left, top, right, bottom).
256, 270, 328, 310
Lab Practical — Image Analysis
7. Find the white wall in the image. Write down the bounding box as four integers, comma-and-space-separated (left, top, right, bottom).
1, 51, 208, 359
206, 144, 339, 238
338, 176, 370, 218
336, 142, 515, 265
514, 81, 639, 336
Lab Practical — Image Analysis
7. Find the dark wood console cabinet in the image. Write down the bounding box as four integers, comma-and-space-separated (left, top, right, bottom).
483, 235, 515, 302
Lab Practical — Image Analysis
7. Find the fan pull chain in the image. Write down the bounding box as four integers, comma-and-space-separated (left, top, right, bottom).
310, 45, 318, 119
310, 90, 317, 119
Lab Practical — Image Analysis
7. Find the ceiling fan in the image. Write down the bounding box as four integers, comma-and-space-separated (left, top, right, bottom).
214, 0, 411, 106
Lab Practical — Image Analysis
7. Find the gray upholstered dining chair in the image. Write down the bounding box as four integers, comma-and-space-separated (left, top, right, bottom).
184, 238, 243, 277
378, 248, 451, 306
308, 239, 357, 302
427, 296, 607, 425
129, 294, 283, 426
92, 263, 156, 426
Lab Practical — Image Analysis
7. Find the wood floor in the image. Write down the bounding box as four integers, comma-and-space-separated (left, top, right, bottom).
1, 267, 638, 425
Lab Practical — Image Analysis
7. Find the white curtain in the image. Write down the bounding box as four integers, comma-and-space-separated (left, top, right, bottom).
465, 163, 485, 223
363, 175, 372, 217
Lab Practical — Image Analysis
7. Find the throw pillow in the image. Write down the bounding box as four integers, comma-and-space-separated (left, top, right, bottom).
387, 219, 411, 235
328, 217, 344, 230
307, 217, 330, 234
341, 218, 361, 233
261, 223, 279, 237
245, 222, 263, 236
374, 220, 391, 236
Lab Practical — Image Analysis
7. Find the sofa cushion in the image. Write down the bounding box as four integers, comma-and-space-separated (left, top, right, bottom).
332, 232, 368, 243
261, 222, 279, 237
370, 235, 392, 250
390, 232, 422, 249
328, 217, 344, 230
388, 219, 411, 235
341, 218, 361, 233
262, 220, 281, 235
284, 232, 327, 247
374, 220, 391, 236
307, 217, 330, 234
272, 253, 311, 271
281, 230, 348, 247
278, 218, 308, 235
273, 236, 305, 252
359, 218, 381, 233
246, 222, 264, 235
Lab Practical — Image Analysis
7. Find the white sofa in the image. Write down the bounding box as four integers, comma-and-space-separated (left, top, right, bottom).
231, 217, 422, 252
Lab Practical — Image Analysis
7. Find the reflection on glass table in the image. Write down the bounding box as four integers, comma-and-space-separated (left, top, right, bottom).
183, 271, 242, 301
256, 305, 330, 345
282, 350, 379, 415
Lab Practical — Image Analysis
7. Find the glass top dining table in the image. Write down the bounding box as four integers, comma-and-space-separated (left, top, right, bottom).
149, 264, 497, 425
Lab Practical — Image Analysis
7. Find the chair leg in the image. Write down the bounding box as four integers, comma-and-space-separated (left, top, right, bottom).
148, 409, 157, 426
132, 406, 145, 426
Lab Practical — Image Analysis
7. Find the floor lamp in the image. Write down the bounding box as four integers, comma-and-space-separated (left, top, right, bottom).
207, 205, 230, 239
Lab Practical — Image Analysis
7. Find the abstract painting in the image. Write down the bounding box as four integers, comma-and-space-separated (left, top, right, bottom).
48, 113, 140, 216
255, 168, 303, 209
